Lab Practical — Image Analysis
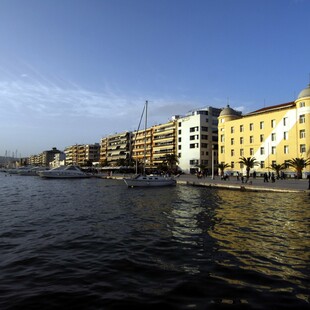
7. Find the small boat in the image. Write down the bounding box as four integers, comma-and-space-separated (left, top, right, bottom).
18, 166, 48, 176
124, 174, 176, 187
38, 165, 89, 179
123, 101, 176, 188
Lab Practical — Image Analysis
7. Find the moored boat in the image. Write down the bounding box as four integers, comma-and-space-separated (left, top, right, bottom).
124, 174, 176, 187
38, 165, 89, 179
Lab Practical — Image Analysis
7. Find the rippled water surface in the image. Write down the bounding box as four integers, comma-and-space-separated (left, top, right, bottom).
0, 173, 309, 309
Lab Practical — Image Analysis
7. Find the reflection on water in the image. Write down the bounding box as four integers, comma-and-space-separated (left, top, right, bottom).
0, 174, 309, 309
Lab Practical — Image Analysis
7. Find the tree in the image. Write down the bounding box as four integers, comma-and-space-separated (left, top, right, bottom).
164, 154, 179, 173
238, 156, 259, 179
285, 157, 310, 179
217, 162, 231, 177
268, 163, 286, 179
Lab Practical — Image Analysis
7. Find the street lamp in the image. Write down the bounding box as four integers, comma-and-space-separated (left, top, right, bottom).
211, 144, 215, 180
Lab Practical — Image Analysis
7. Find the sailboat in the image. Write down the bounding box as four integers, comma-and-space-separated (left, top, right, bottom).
123, 101, 176, 188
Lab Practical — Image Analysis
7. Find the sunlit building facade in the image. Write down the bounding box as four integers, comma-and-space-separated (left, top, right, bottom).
218, 84, 310, 177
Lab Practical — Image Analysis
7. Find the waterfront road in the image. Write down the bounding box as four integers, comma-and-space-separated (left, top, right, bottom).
107, 173, 310, 193
177, 174, 310, 193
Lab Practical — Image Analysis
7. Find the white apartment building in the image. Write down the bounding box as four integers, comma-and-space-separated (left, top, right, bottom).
176, 107, 221, 174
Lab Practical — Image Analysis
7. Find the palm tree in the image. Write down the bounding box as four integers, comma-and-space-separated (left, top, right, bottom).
285, 157, 310, 179
164, 154, 179, 174
238, 156, 259, 179
268, 163, 286, 179
217, 162, 231, 177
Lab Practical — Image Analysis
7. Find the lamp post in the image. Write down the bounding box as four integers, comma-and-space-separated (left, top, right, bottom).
211, 144, 214, 180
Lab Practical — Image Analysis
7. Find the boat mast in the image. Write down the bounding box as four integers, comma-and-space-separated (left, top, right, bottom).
143, 100, 148, 175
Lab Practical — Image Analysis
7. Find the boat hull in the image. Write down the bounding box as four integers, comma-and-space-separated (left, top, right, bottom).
124, 176, 176, 187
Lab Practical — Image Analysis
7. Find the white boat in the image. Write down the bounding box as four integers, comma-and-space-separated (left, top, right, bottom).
124, 174, 176, 187
123, 101, 176, 188
38, 165, 89, 179
18, 166, 48, 176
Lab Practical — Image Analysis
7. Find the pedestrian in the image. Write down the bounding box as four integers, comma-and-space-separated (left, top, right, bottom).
264, 172, 269, 182
237, 172, 240, 181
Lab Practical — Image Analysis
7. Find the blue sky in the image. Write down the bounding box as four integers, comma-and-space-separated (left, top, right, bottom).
0, 0, 309, 157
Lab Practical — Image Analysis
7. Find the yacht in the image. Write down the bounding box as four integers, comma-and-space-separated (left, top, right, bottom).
124, 174, 176, 187
38, 165, 89, 179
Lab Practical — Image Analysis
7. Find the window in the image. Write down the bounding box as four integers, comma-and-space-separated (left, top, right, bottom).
240, 137, 244, 144
271, 133, 276, 141
231, 138, 234, 145
240, 149, 244, 156
300, 102, 305, 108
271, 146, 276, 154
178, 145, 181, 150
300, 144, 306, 153
260, 161, 265, 168
178, 130, 181, 134
231, 161, 234, 168
284, 131, 288, 140
271, 119, 276, 128
190, 159, 199, 165
300, 129, 306, 139
178, 137, 181, 142
231, 149, 235, 156
221, 146, 225, 154
260, 134, 264, 142
190, 135, 196, 140
250, 136, 254, 143
220, 134, 225, 142
284, 145, 289, 154
201, 143, 208, 148
178, 153, 181, 158
250, 148, 254, 155
189, 126, 198, 132
178, 122, 182, 127
272, 160, 276, 166
231, 126, 234, 134
240, 125, 244, 132
201, 135, 208, 140
250, 123, 254, 131
299, 114, 305, 124
201, 126, 208, 132
260, 147, 264, 155
190, 144, 196, 148
260, 121, 264, 129
283, 117, 288, 126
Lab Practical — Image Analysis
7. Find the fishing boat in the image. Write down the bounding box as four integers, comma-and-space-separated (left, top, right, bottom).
123, 101, 176, 188
38, 165, 89, 179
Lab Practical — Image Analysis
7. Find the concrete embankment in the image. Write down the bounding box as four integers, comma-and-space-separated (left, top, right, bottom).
177, 175, 310, 193
101, 173, 310, 193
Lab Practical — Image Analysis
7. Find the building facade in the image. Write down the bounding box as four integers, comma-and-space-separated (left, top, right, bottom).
218, 84, 310, 177
152, 120, 177, 168
106, 131, 131, 166
177, 107, 221, 174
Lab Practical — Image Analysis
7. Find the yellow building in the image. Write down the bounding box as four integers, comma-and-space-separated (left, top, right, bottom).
218, 84, 310, 177
152, 121, 177, 167
131, 128, 153, 169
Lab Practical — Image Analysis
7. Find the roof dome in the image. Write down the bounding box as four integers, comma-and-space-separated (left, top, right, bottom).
298, 84, 310, 99
219, 105, 241, 117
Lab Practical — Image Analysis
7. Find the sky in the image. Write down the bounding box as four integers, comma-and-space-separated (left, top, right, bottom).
0, 0, 309, 157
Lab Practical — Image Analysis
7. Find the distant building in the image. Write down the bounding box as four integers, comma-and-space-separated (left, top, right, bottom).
218, 84, 310, 177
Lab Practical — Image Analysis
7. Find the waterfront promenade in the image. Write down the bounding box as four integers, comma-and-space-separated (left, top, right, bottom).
110, 173, 310, 193
176, 174, 310, 193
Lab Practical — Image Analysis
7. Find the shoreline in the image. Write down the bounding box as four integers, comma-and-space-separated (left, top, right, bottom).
105, 173, 310, 193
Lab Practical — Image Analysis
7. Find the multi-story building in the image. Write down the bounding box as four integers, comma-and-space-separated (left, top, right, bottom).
131, 127, 153, 170
152, 120, 177, 168
64, 144, 80, 165
176, 107, 221, 174
85, 143, 100, 164
218, 84, 310, 177
106, 131, 131, 166
99, 137, 108, 165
